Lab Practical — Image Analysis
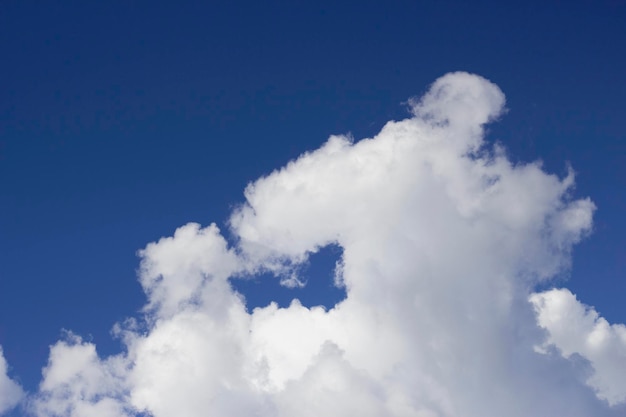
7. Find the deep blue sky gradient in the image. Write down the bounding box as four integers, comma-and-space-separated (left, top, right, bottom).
1, 0, 625, 397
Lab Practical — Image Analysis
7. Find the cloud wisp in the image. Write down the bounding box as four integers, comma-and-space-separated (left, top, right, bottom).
4, 72, 626, 416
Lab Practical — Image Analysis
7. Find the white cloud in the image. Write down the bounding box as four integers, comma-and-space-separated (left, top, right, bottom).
531, 288, 626, 406
11, 72, 626, 416
29, 333, 130, 417
0, 346, 24, 416
136, 222, 242, 320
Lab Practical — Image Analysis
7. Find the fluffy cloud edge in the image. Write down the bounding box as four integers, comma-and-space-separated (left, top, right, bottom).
0, 346, 25, 415
531, 288, 626, 405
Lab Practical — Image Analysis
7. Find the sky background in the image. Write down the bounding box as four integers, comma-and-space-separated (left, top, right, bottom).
1, 0, 625, 405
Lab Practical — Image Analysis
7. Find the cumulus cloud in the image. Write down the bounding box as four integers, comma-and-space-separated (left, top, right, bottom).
5, 72, 625, 416
29, 334, 130, 417
531, 289, 626, 406
0, 346, 24, 415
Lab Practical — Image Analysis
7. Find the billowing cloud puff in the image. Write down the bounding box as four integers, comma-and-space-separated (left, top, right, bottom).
531, 289, 626, 406
4, 72, 625, 416
29, 333, 129, 417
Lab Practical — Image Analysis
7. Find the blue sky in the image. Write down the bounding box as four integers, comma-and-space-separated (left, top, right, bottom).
1, 1, 625, 416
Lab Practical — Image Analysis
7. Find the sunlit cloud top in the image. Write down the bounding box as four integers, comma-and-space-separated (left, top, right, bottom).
2, 72, 624, 417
